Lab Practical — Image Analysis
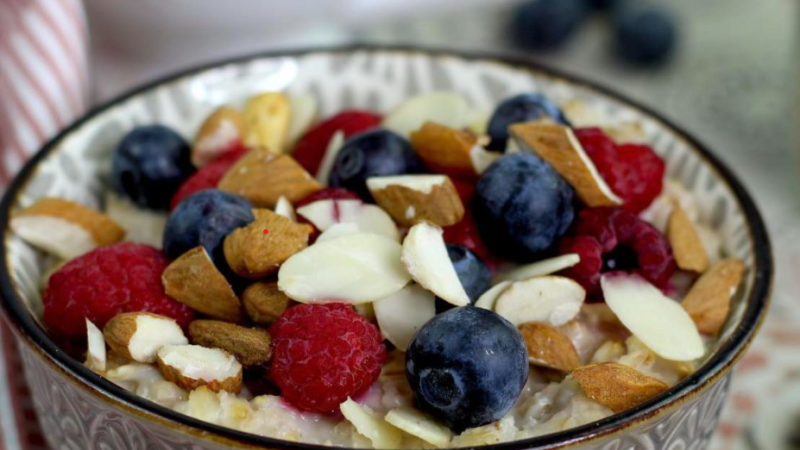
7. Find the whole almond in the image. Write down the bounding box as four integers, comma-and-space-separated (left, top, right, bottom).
572, 362, 668, 412
367, 175, 465, 227
188, 320, 271, 367
242, 281, 292, 325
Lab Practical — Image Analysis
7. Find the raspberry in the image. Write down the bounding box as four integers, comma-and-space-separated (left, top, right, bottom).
443, 210, 492, 263
170, 145, 248, 210
293, 111, 382, 176
43, 242, 194, 339
452, 179, 477, 204
575, 127, 665, 213
559, 207, 675, 296
269, 303, 386, 414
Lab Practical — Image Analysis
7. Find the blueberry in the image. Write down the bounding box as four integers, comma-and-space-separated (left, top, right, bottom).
614, 5, 677, 65
473, 153, 574, 260
583, 0, 619, 10
435, 245, 491, 313
486, 93, 569, 152
406, 307, 528, 432
512, 0, 587, 51
112, 125, 195, 211
163, 190, 254, 268
329, 130, 425, 201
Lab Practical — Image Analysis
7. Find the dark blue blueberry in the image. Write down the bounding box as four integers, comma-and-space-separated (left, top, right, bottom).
614, 5, 677, 65
405, 307, 528, 432
162, 190, 254, 269
329, 130, 425, 201
512, 0, 587, 51
583, 0, 619, 10
435, 245, 491, 313
473, 153, 574, 260
112, 125, 195, 211
486, 93, 569, 152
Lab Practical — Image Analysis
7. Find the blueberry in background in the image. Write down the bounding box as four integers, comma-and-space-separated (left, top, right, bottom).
473, 153, 574, 260
435, 244, 491, 313
613, 4, 677, 65
163, 190, 254, 270
582, 0, 619, 10
112, 125, 195, 211
329, 129, 426, 201
405, 307, 528, 432
486, 93, 569, 152
512, 0, 587, 52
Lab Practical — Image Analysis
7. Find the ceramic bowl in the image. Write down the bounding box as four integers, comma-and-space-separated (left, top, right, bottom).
0, 47, 772, 450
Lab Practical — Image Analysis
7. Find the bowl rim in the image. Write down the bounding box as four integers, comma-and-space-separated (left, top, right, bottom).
0, 44, 773, 449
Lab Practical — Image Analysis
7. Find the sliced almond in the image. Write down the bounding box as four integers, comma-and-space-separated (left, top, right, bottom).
192, 106, 247, 167
317, 222, 362, 243
85, 319, 106, 372
340, 398, 403, 449
373, 284, 436, 351
243, 92, 291, 153
274, 196, 296, 221
496, 254, 581, 282
287, 94, 318, 147
157, 344, 242, 393
510, 123, 622, 207
316, 130, 345, 185
12, 197, 126, 259
162, 246, 243, 322
409, 122, 478, 178
223, 209, 312, 279
103, 312, 188, 363
278, 233, 410, 304
667, 206, 709, 273
385, 407, 452, 448
188, 320, 271, 367
572, 362, 668, 412
494, 276, 585, 327
242, 281, 291, 325
104, 192, 166, 247
383, 92, 472, 138
474, 281, 512, 310
218, 150, 322, 208
470, 145, 501, 175
296, 199, 399, 242
401, 223, 470, 307
601, 274, 704, 361
682, 258, 745, 335
519, 322, 582, 372
367, 175, 465, 227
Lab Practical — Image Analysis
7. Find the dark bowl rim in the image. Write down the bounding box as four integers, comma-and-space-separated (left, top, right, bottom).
0, 44, 773, 450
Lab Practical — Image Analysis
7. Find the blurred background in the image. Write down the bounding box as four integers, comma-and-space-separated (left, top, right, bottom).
1, 0, 799, 449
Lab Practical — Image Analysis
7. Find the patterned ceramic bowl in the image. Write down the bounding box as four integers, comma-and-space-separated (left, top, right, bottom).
0, 47, 772, 450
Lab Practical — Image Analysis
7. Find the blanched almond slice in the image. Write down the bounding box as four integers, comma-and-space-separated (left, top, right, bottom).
383, 92, 472, 138
243, 92, 291, 153
242, 281, 291, 325
278, 233, 410, 304
682, 258, 745, 335
496, 254, 581, 282
374, 284, 436, 351
297, 199, 400, 242
316, 130, 345, 185
367, 175, 465, 227
494, 276, 585, 327
12, 197, 125, 259
385, 407, 453, 448
104, 312, 188, 363
188, 320, 271, 367
86, 319, 106, 372
667, 206, 709, 273
572, 362, 668, 412
192, 106, 246, 167
470, 145, 501, 175
157, 344, 242, 393
317, 222, 362, 243
340, 398, 403, 449
474, 281, 512, 310
510, 123, 622, 207
519, 322, 582, 372
401, 223, 470, 307
274, 196, 296, 221
287, 94, 318, 147
601, 274, 704, 361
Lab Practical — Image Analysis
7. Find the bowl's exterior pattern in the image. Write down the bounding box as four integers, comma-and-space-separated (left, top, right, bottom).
19, 337, 730, 450
0, 49, 765, 450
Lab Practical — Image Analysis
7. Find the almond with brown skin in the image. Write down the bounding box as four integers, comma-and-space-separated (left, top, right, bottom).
519, 322, 582, 372
162, 247, 243, 322
242, 281, 292, 325
682, 258, 745, 335
188, 320, 271, 367
218, 150, 321, 208
668, 206, 709, 273
103, 312, 188, 363
410, 122, 478, 178
367, 175, 465, 227
157, 344, 242, 393
572, 362, 668, 412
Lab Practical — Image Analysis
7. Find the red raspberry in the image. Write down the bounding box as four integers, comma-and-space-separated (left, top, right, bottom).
43, 243, 194, 339
293, 111, 382, 175
559, 207, 675, 296
452, 178, 477, 204
575, 128, 665, 213
443, 210, 493, 264
269, 303, 386, 414
170, 145, 248, 210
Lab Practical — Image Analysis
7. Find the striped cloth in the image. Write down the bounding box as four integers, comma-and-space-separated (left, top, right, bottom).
0, 0, 89, 448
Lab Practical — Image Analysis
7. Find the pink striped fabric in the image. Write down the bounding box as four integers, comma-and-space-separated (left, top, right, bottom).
0, 0, 89, 448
